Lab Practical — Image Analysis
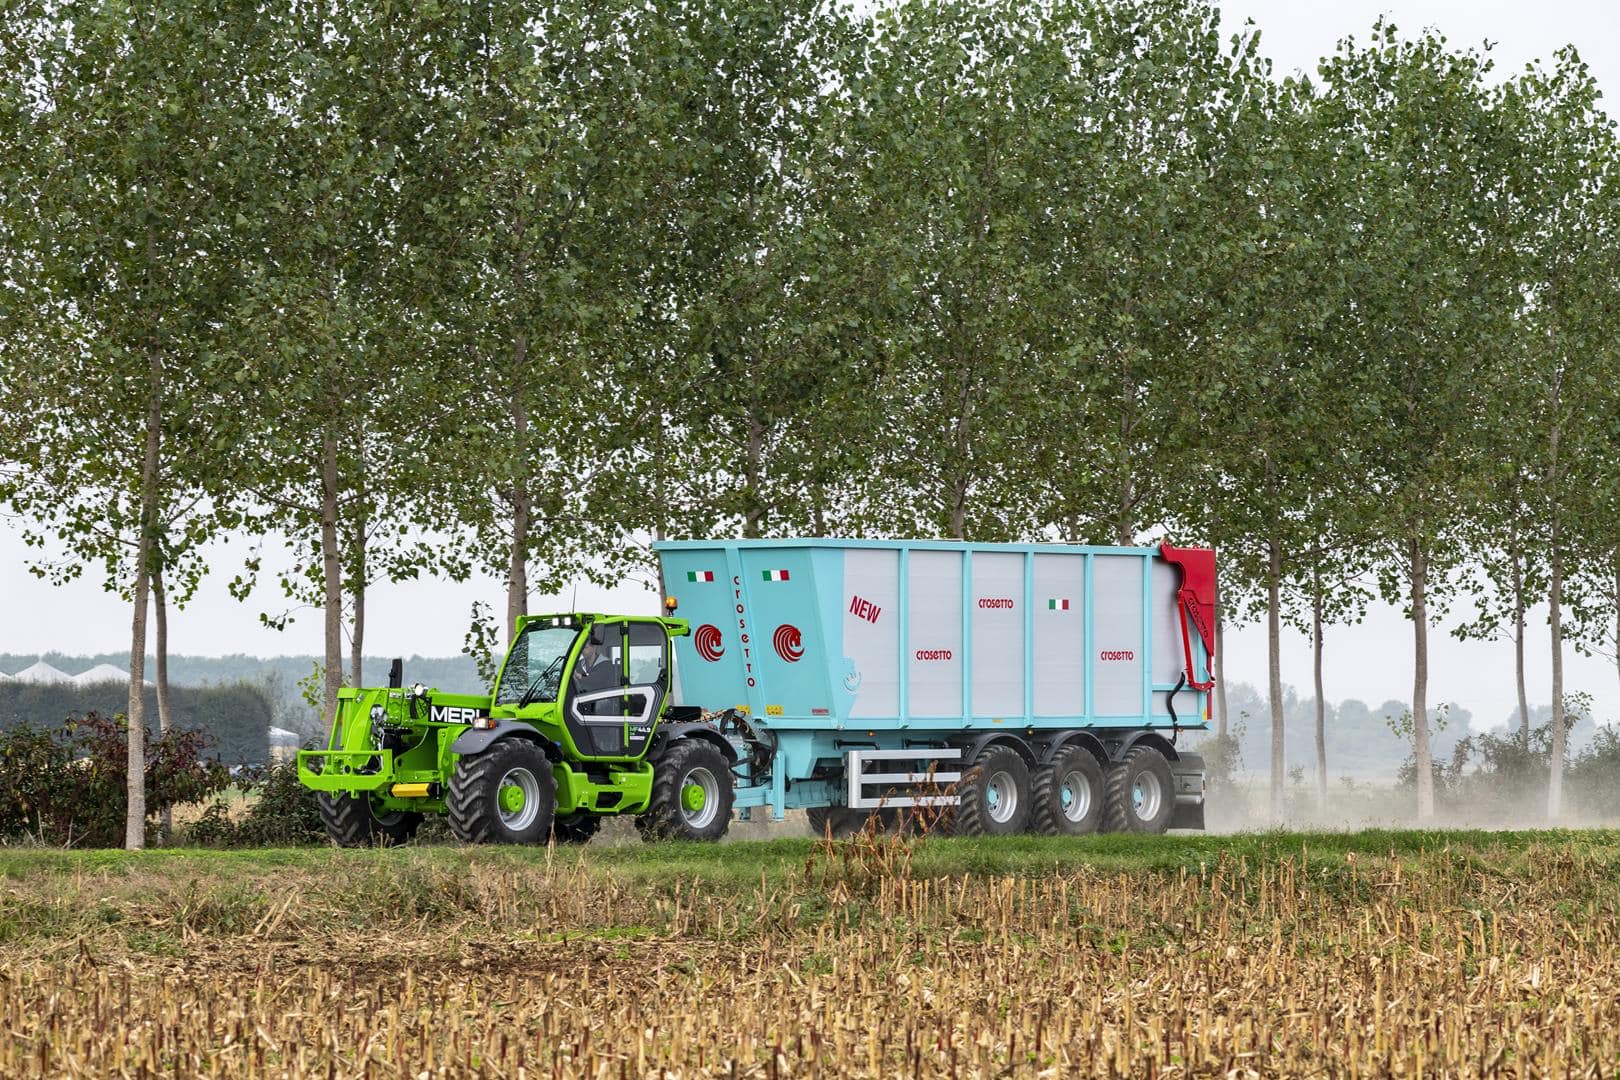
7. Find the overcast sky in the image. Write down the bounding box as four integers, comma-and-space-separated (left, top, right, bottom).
4, 1, 1618, 731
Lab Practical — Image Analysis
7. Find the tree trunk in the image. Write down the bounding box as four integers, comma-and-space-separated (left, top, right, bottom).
1546, 380, 1565, 820
506, 333, 530, 646
1313, 572, 1326, 808
744, 412, 765, 539
1214, 602, 1228, 739
126, 354, 163, 851
1548, 524, 1566, 820
320, 428, 343, 730
1511, 543, 1529, 748
1267, 532, 1284, 823
1409, 532, 1434, 820
153, 556, 173, 843
1613, 549, 1618, 691
349, 509, 366, 691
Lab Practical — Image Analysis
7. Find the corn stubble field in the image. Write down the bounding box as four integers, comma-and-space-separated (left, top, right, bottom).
0, 831, 1616, 1078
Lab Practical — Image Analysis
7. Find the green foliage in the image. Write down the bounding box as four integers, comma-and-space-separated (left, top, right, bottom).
0, 714, 229, 848
186, 764, 325, 848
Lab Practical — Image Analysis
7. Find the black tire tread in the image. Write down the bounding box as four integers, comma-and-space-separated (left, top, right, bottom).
318, 792, 373, 847
1031, 745, 1103, 836
551, 812, 603, 845
318, 793, 421, 847
806, 806, 885, 838
636, 739, 734, 842
448, 740, 555, 844
952, 744, 1031, 837
1103, 744, 1173, 834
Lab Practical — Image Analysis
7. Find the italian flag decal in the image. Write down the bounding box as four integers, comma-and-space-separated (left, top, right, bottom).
686, 570, 715, 583
762, 569, 791, 581
1048, 598, 1070, 610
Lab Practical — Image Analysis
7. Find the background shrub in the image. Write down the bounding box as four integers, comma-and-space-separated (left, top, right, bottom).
0, 713, 230, 847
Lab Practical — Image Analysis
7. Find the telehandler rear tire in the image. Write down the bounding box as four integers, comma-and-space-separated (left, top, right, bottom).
448, 740, 556, 844
637, 739, 734, 842
317, 792, 421, 848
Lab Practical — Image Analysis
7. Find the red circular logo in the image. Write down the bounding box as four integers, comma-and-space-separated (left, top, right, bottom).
695, 624, 724, 662
773, 624, 804, 663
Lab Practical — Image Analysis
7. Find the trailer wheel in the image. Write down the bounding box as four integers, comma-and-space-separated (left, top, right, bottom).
952, 745, 1032, 836
550, 812, 602, 845
637, 739, 734, 842
1103, 744, 1176, 834
317, 792, 422, 848
447, 740, 556, 844
806, 807, 899, 838
1030, 745, 1104, 836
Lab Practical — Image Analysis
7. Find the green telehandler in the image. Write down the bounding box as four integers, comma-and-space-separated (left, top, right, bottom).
297, 612, 740, 845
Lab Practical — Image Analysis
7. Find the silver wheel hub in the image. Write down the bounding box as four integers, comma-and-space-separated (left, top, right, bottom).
496, 766, 542, 832
984, 769, 1019, 824
680, 766, 721, 830
1131, 771, 1163, 821
1059, 769, 1092, 822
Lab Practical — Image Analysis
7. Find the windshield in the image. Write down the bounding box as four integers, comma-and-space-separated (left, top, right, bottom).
494, 625, 580, 705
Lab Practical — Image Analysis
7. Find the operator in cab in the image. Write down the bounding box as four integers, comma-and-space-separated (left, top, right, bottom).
572, 630, 619, 713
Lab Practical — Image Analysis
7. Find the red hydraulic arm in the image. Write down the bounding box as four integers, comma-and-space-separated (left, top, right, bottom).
1158, 542, 1216, 692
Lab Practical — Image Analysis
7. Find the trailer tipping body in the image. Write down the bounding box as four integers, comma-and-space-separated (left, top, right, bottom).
655, 538, 1214, 826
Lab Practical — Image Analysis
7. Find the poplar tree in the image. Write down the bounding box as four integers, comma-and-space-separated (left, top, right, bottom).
0, 0, 267, 847
1315, 25, 1514, 819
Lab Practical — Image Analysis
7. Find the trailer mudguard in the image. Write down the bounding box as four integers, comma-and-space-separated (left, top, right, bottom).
1031, 730, 1110, 769
1168, 751, 1206, 829
950, 731, 1036, 767
449, 720, 553, 758
1108, 729, 1181, 763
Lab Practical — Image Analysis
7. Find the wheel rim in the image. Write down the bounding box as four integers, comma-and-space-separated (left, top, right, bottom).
984, 769, 1018, 824
1058, 768, 1092, 822
496, 767, 541, 831
679, 766, 720, 829
1131, 770, 1163, 821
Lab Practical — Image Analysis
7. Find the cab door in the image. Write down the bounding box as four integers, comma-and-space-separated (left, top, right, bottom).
562, 620, 670, 759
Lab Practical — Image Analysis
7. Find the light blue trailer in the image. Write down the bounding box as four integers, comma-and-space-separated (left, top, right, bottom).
655, 538, 1215, 835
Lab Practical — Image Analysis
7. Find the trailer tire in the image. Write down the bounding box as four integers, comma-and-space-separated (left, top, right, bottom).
637, 739, 734, 842
1103, 744, 1176, 834
806, 807, 899, 838
447, 740, 556, 845
952, 745, 1032, 836
317, 792, 421, 847
550, 812, 602, 845
1030, 745, 1104, 836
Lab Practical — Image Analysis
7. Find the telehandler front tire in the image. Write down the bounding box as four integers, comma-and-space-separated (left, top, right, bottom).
448, 740, 556, 845
637, 739, 734, 842
317, 792, 421, 848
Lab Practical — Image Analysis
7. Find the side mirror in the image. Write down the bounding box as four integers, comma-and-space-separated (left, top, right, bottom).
388, 658, 403, 689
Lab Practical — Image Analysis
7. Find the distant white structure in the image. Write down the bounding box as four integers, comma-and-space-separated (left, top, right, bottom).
0, 660, 153, 687
268, 726, 302, 764
72, 663, 134, 686
12, 660, 73, 685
